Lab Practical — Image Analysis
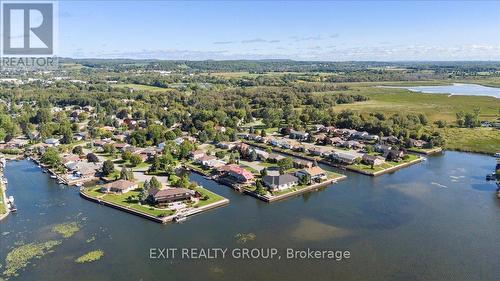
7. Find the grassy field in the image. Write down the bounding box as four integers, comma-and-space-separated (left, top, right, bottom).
331, 83, 500, 122
111, 83, 171, 92
436, 127, 500, 154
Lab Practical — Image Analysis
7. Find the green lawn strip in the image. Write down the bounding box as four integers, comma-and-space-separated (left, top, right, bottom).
193, 186, 225, 208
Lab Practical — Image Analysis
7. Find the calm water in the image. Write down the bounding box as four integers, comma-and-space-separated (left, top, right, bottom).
1, 152, 500, 281
380, 83, 500, 99
395, 83, 500, 98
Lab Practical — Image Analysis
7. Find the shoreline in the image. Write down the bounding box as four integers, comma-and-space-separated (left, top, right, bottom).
243, 141, 424, 177
80, 188, 229, 224
244, 174, 347, 203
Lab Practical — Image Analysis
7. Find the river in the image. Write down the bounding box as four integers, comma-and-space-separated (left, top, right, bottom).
1, 151, 499, 281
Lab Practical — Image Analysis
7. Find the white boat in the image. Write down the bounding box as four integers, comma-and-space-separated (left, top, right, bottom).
75, 183, 83, 187
495, 152, 500, 158
2, 179, 7, 184
174, 215, 187, 223
50, 175, 57, 179
8, 196, 14, 203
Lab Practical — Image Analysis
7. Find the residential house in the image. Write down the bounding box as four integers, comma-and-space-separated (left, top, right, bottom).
44, 138, 60, 146
407, 138, 427, 148
219, 164, 254, 183
330, 151, 360, 165
289, 130, 309, 141
362, 154, 386, 166
295, 166, 327, 182
189, 150, 205, 160
293, 159, 314, 169
100, 179, 138, 194
263, 174, 299, 191
148, 188, 196, 206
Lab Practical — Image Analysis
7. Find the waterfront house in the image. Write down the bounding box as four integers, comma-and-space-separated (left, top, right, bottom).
330, 151, 360, 165
263, 174, 299, 191
295, 166, 327, 182
384, 150, 404, 162
148, 187, 196, 206
308, 146, 331, 157
381, 136, 400, 145
254, 149, 269, 161
293, 159, 314, 169
267, 153, 285, 163
189, 150, 206, 160
407, 138, 427, 148
362, 154, 386, 166
218, 164, 254, 183
100, 179, 138, 194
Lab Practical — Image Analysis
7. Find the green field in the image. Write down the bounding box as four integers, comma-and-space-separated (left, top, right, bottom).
437, 127, 500, 154
331, 83, 500, 122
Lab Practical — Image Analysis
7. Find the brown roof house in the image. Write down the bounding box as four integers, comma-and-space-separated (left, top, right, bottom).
295, 166, 327, 182
148, 188, 196, 207
100, 179, 138, 194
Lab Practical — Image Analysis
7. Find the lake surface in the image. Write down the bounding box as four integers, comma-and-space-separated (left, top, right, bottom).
386, 83, 500, 98
1, 152, 500, 281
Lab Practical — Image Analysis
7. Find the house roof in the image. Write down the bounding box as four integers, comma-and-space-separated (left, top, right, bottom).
220, 164, 254, 180
102, 179, 136, 190
301, 166, 325, 177
263, 174, 298, 187
149, 187, 194, 199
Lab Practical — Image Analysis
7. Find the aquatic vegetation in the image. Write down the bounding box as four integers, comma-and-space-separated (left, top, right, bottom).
234, 233, 256, 244
51, 222, 80, 238
2, 240, 61, 277
290, 218, 350, 241
86, 236, 96, 243
75, 250, 104, 264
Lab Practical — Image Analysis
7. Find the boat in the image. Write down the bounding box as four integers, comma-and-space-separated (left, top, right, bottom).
8, 196, 14, 203
9, 203, 17, 212
174, 214, 187, 223
75, 183, 83, 187
2, 179, 7, 184
50, 175, 57, 179
42, 169, 47, 173
494, 152, 500, 158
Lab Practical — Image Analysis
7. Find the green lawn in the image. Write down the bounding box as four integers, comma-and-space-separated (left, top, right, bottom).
193, 186, 226, 207
332, 84, 500, 123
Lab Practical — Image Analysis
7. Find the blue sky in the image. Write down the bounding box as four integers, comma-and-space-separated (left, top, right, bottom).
58, 1, 500, 61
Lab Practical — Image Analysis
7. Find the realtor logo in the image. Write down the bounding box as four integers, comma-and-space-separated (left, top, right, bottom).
1, 1, 58, 69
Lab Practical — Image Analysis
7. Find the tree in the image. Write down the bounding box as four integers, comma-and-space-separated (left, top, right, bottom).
129, 154, 142, 167
102, 160, 114, 176
41, 147, 61, 167
72, 145, 83, 155
122, 150, 132, 161
248, 149, 257, 161
277, 157, 293, 171
87, 153, 99, 163
260, 168, 268, 177
255, 180, 266, 195
299, 174, 311, 185
120, 167, 134, 180
150, 176, 162, 189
